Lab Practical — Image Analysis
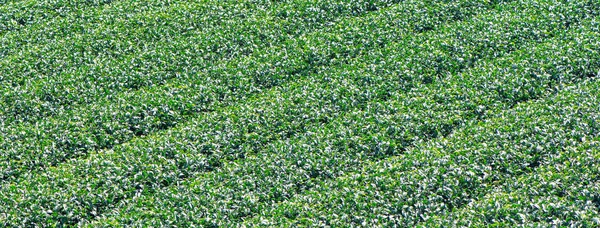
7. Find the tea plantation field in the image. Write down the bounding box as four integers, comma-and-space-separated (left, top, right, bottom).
0, 0, 599, 227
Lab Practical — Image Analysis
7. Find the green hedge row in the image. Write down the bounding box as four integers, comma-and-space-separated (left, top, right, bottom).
0, 0, 507, 182
0, 0, 115, 35
420, 136, 600, 227
0, 0, 204, 56
0, 0, 404, 124
1, 0, 596, 226
88, 17, 600, 227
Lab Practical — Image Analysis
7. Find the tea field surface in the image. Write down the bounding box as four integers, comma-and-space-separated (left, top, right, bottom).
0, 0, 599, 227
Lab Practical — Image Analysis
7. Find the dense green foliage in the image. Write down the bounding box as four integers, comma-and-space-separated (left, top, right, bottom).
93, 17, 600, 227
242, 80, 600, 227
424, 139, 600, 227
0, 0, 418, 181
0, 0, 512, 183
0, 0, 598, 227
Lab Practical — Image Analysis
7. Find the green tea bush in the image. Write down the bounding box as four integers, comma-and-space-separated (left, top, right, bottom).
0, 0, 114, 34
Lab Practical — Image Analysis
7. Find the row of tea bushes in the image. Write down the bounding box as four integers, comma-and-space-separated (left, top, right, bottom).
0, 0, 115, 34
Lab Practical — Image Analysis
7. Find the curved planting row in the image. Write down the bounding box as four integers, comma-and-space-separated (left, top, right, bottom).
0, 0, 505, 182
0, 0, 201, 55
0, 0, 409, 125
420, 133, 600, 227
0, 0, 594, 226
240, 28, 600, 227
92, 16, 600, 227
